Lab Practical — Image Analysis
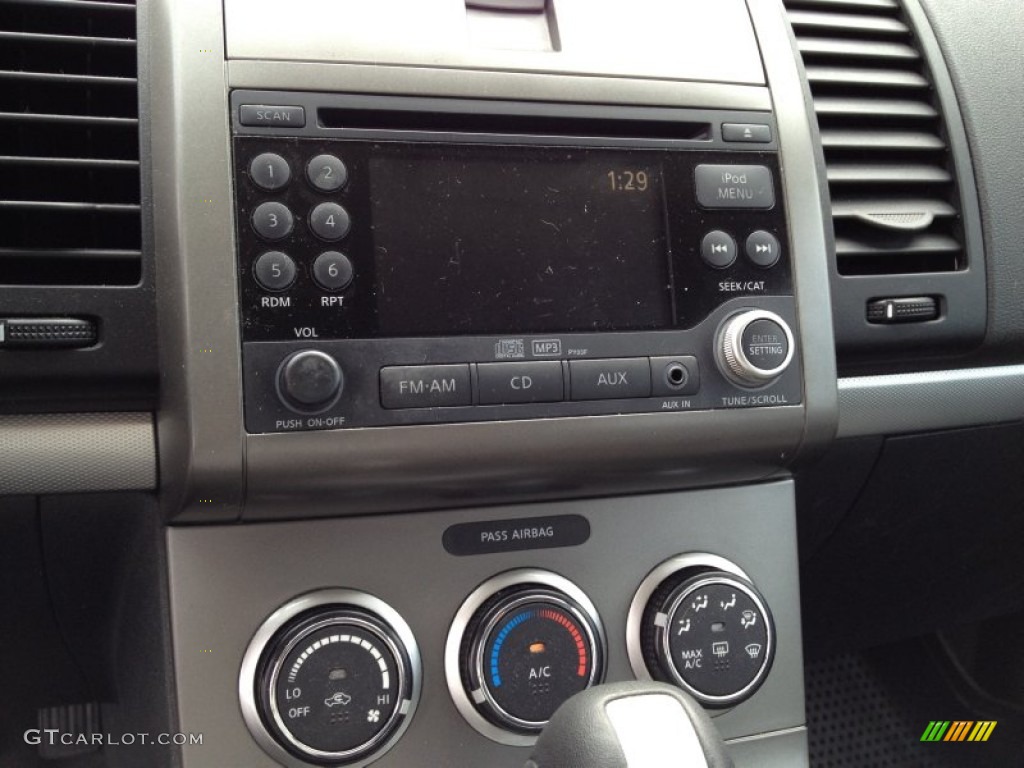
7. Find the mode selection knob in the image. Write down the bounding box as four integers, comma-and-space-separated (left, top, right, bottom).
634, 562, 775, 709
716, 310, 795, 387
277, 350, 344, 413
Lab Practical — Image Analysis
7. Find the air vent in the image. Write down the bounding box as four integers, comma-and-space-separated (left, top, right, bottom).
783, 0, 986, 362
0, 0, 140, 286
783, 0, 965, 276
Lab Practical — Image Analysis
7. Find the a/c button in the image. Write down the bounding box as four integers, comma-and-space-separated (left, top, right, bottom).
570, 358, 652, 400
478, 362, 563, 405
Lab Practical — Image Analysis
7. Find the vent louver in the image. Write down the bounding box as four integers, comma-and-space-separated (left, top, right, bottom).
0, 0, 140, 286
783, 0, 965, 277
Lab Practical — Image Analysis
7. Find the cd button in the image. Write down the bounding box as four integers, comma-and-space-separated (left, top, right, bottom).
570, 358, 652, 401
380, 364, 472, 409
478, 361, 563, 405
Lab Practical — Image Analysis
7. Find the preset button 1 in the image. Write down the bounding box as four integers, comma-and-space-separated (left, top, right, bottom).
478, 361, 563, 405
380, 364, 472, 409
569, 358, 652, 401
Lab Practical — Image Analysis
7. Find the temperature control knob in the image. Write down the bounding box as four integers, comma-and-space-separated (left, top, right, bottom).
447, 571, 606, 745
637, 564, 774, 709
716, 309, 795, 387
240, 590, 421, 766
276, 349, 344, 413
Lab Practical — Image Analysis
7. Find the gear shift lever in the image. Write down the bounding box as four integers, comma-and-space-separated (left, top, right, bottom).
524, 681, 734, 768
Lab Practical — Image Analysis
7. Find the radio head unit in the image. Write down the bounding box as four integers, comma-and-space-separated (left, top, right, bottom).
231, 92, 801, 433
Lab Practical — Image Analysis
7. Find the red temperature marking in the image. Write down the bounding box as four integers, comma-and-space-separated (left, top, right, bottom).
539, 608, 589, 677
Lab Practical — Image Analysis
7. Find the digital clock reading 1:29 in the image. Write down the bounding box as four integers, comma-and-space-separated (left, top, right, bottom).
606, 169, 651, 192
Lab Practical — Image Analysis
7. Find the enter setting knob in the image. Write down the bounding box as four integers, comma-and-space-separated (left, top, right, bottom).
716, 310, 795, 387
277, 350, 344, 413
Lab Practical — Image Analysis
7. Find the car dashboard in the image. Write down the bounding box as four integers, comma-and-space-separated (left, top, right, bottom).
1, 0, 1023, 766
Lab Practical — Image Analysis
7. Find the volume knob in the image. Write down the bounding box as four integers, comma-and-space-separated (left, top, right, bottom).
716, 310, 795, 387
276, 349, 344, 413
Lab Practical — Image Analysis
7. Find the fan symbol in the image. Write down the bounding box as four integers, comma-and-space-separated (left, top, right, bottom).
366, 709, 381, 723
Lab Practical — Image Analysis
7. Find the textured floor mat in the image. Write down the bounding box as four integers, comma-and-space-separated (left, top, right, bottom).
805, 642, 1024, 767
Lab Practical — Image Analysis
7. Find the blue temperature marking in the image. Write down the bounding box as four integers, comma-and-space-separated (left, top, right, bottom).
490, 611, 534, 688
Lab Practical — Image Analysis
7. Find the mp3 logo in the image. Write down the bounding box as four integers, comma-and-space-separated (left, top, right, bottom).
531, 339, 562, 357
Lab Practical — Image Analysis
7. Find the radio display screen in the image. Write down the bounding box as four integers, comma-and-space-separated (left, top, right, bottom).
369, 145, 673, 336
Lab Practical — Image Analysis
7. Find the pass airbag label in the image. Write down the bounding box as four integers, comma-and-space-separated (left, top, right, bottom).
443, 515, 590, 557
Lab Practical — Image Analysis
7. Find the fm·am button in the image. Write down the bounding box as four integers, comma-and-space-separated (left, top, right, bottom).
380, 364, 471, 409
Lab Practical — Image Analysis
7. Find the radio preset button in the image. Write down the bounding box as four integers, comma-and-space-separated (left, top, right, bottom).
569, 358, 651, 401
249, 152, 290, 191
313, 251, 354, 291
478, 361, 563, 405
746, 231, 781, 268
380, 364, 472, 409
253, 251, 296, 291
307, 154, 348, 192
695, 164, 775, 210
252, 202, 294, 241
700, 231, 737, 269
309, 202, 352, 241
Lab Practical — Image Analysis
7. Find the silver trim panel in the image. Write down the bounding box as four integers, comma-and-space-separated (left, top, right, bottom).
146, 0, 246, 521
747, 0, 840, 459
224, 0, 766, 87
168, 483, 806, 766
838, 366, 1024, 438
0, 412, 156, 495
227, 61, 773, 112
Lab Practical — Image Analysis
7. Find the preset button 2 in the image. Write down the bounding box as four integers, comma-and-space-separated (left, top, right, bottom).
478, 361, 563, 405
380, 365, 472, 409
570, 358, 651, 400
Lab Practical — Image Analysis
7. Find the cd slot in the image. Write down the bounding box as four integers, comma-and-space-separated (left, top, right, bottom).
317, 106, 711, 142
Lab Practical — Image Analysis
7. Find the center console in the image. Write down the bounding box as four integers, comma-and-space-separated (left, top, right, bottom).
148, 0, 837, 765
